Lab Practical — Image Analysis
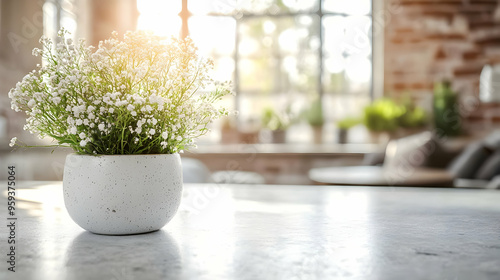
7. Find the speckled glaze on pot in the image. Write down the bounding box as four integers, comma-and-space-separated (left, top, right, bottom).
63, 153, 183, 235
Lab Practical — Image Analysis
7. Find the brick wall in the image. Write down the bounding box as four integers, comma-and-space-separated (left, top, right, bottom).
384, 0, 500, 123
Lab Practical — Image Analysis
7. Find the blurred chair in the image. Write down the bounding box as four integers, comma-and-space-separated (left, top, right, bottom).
181, 157, 213, 183
211, 170, 266, 184
181, 157, 266, 184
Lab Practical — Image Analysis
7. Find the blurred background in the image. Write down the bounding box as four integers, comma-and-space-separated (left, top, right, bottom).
1, 0, 500, 185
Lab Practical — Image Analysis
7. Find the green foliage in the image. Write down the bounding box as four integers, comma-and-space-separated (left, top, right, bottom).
363, 99, 404, 132
398, 106, 428, 128
262, 107, 289, 131
363, 97, 429, 132
305, 98, 324, 127
337, 117, 361, 130
9, 29, 232, 155
433, 81, 461, 136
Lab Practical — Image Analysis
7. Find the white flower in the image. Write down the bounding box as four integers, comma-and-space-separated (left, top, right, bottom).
98, 124, 105, 131
162, 131, 168, 139
69, 126, 77, 134
51, 97, 61, 104
32, 48, 41, 56
127, 104, 134, 111
149, 129, 156, 135
9, 137, 17, 147
80, 140, 87, 147
114, 100, 126, 106
76, 119, 83, 125
160, 141, 168, 148
28, 99, 36, 108
79, 132, 85, 139
108, 108, 114, 113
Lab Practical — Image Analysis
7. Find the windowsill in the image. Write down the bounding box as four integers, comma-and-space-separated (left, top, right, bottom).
187, 143, 383, 156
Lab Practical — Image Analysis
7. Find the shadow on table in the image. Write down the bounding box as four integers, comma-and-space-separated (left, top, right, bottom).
65, 230, 181, 279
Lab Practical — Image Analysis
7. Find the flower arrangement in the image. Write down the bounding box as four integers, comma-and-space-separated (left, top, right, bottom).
9, 29, 232, 154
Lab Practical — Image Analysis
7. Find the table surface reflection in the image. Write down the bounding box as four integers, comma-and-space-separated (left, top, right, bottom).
1, 181, 500, 280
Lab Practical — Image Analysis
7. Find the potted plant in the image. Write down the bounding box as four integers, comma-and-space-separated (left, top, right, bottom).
304, 98, 324, 144
363, 98, 404, 143
336, 117, 360, 144
433, 81, 461, 137
220, 116, 239, 144
8, 29, 232, 235
397, 97, 429, 136
261, 107, 290, 143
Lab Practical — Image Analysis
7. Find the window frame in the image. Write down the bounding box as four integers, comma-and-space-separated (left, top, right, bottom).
178, 0, 376, 114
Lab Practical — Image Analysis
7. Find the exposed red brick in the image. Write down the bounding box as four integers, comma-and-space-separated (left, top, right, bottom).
453, 64, 484, 76
410, 82, 433, 90
488, 56, 500, 64
384, 0, 500, 126
399, 0, 497, 5
395, 28, 415, 33
468, 19, 495, 30
426, 34, 467, 40
475, 36, 500, 47
393, 83, 408, 91
462, 50, 481, 60
391, 38, 405, 44
435, 47, 447, 59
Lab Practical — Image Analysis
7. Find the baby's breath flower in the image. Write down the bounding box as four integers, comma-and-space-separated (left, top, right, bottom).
8, 29, 232, 155
9, 137, 17, 147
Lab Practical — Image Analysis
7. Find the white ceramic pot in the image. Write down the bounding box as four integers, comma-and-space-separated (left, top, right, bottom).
63, 153, 183, 235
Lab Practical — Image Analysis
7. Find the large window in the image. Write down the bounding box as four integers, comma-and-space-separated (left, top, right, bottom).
43, 0, 77, 42
141, 0, 373, 129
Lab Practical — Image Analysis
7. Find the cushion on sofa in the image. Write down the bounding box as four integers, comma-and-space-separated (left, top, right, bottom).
475, 150, 500, 180
486, 175, 500, 189
483, 130, 500, 151
448, 141, 493, 179
384, 132, 434, 170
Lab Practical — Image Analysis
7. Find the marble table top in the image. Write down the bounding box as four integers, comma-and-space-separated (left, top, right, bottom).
1, 181, 500, 280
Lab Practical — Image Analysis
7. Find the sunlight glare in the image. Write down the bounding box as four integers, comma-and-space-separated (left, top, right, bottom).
324, 0, 371, 15
137, 0, 182, 37
345, 56, 371, 83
